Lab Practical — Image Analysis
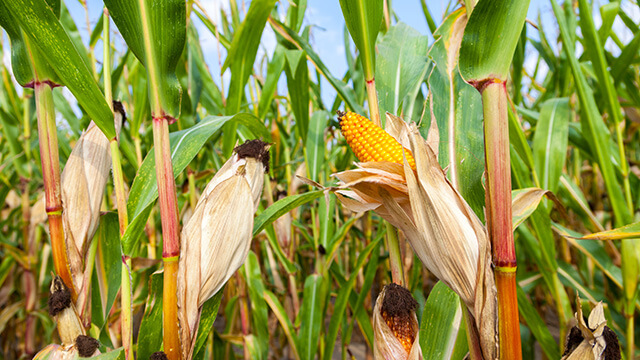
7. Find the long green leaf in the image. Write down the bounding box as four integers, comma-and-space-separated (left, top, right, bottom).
297, 275, 327, 360
305, 111, 329, 181
459, 0, 530, 82
269, 19, 364, 114
2, 0, 115, 138
532, 98, 570, 193
338, 0, 383, 80
419, 281, 464, 359
223, 0, 277, 113
375, 22, 430, 117
253, 190, 324, 236
550, 0, 631, 226
91, 213, 122, 331
105, 0, 185, 118
579, 222, 640, 241
191, 290, 224, 359
136, 272, 164, 360
517, 287, 561, 359
426, 8, 485, 217
263, 290, 300, 360
285, 49, 310, 143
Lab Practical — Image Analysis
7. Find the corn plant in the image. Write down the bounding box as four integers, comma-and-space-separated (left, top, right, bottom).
0, 0, 638, 360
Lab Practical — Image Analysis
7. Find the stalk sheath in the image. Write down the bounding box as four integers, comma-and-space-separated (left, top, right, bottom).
482, 81, 521, 360
35, 82, 76, 300
153, 116, 182, 360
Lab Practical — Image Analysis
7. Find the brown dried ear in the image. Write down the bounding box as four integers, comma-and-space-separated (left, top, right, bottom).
75, 335, 99, 357
112, 100, 127, 123
150, 351, 169, 360
48, 277, 71, 317
602, 326, 621, 360
234, 139, 270, 172
380, 283, 417, 319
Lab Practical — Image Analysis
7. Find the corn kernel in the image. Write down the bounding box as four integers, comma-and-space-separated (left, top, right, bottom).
338, 111, 416, 170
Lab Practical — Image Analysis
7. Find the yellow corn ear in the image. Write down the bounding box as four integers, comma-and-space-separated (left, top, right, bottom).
338, 111, 416, 170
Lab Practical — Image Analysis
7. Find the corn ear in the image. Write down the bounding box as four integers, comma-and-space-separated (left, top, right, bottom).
373, 283, 422, 360
177, 140, 269, 360
338, 111, 416, 170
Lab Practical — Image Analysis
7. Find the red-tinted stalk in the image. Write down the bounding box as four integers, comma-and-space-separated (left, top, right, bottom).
35, 82, 76, 300
153, 116, 181, 360
482, 80, 521, 360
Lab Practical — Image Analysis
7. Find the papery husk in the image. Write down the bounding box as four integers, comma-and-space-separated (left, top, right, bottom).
177, 142, 268, 360
562, 296, 620, 360
373, 285, 422, 360
33, 344, 79, 360
334, 113, 497, 359
61, 111, 123, 298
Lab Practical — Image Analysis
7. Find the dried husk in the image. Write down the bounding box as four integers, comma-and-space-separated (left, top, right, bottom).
562, 297, 620, 360
33, 344, 79, 360
60, 109, 123, 298
334, 113, 497, 359
177, 141, 268, 360
373, 284, 422, 360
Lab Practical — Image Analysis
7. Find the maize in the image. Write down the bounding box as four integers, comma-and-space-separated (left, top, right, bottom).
381, 310, 416, 353
338, 111, 416, 170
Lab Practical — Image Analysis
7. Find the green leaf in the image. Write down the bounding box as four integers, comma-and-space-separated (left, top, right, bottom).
191, 290, 224, 359
244, 252, 269, 359
459, 0, 530, 82
512, 188, 562, 231
305, 111, 329, 181
419, 281, 465, 359
123, 113, 269, 254
2, 0, 115, 138
285, 49, 310, 143
136, 272, 164, 360
425, 8, 485, 217
221, 0, 276, 154
258, 45, 286, 119
578, 222, 640, 241
105, 0, 186, 119
91, 213, 123, 331
375, 22, 430, 117
263, 290, 300, 360
223, 0, 277, 113
0, 2, 34, 85
269, 20, 364, 114
554, 223, 623, 289
338, 0, 383, 80
533, 98, 569, 193
297, 274, 328, 360
550, 0, 631, 227
517, 287, 561, 359
253, 190, 324, 236
92, 349, 125, 360
323, 236, 382, 360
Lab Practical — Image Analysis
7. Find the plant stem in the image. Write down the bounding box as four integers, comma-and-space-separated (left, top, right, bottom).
153, 116, 182, 360
35, 82, 76, 300
385, 222, 404, 286
462, 307, 483, 360
482, 81, 521, 360
365, 78, 381, 127
103, 10, 133, 359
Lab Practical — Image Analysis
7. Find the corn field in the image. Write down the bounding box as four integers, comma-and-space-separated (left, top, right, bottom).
0, 0, 639, 359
